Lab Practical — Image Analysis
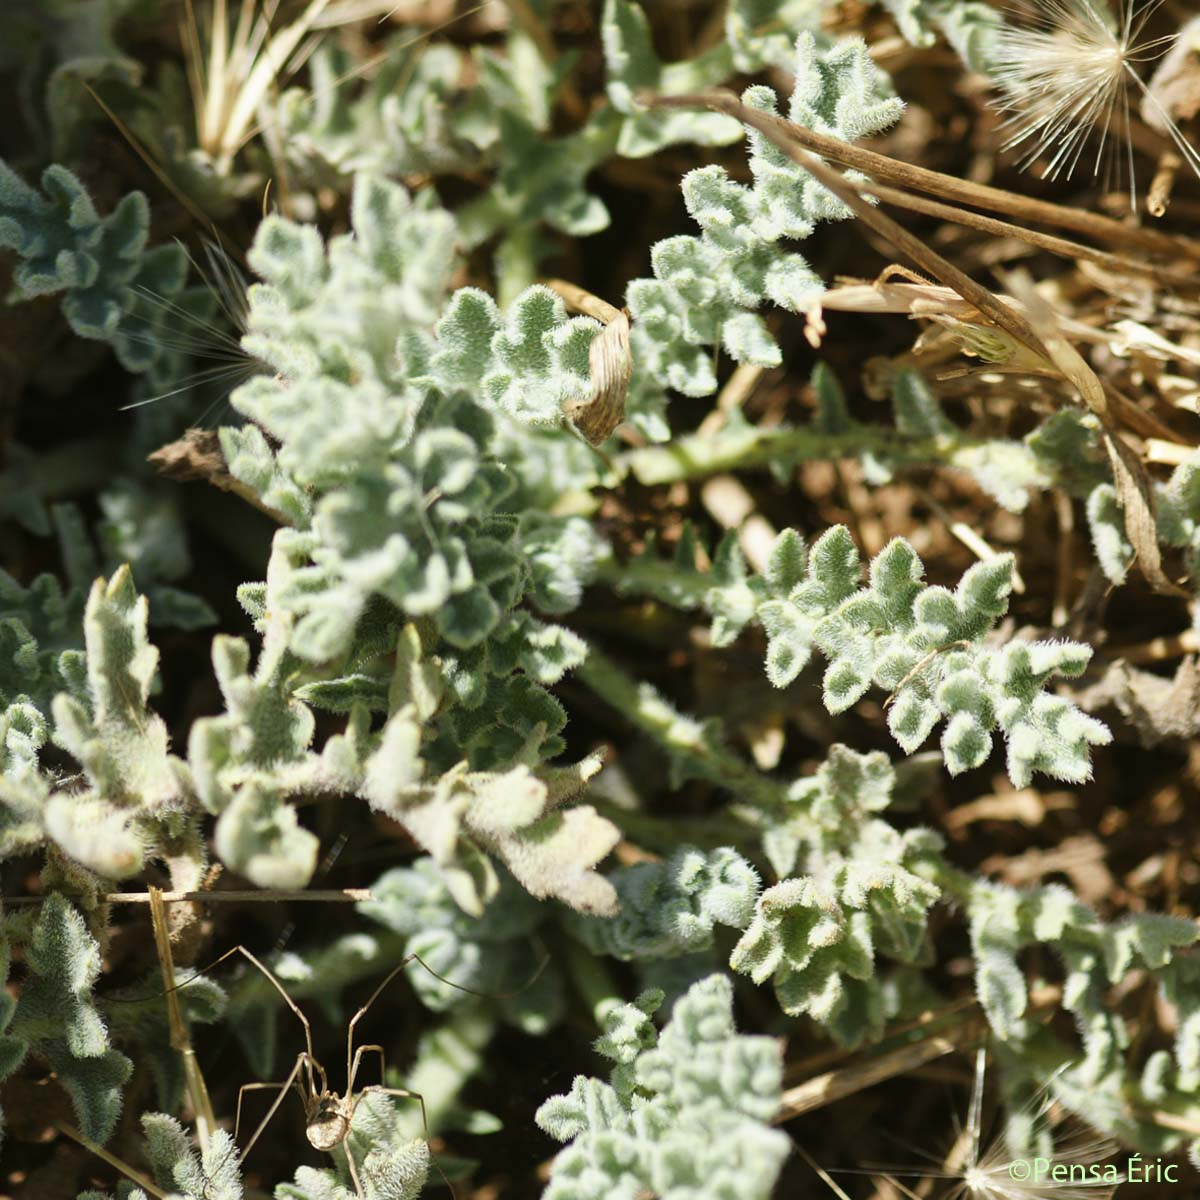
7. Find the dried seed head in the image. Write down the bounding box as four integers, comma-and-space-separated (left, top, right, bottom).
988, 0, 1200, 209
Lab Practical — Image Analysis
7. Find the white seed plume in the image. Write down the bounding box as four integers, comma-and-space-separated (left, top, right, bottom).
822, 1051, 1125, 1200
989, 0, 1200, 208
944, 1050, 1120, 1200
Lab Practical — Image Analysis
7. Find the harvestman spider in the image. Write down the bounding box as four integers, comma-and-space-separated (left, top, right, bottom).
205, 945, 452, 1199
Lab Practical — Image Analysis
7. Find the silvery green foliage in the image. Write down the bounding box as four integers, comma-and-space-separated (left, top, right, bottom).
877, 0, 1001, 71
968, 881, 1200, 1130
729, 745, 942, 1045
604, 0, 837, 157
93, 479, 217, 631
185, 549, 322, 891
456, 111, 619, 300
75, 1101, 428, 1200
276, 1092, 431, 1200
358, 627, 618, 916
602, 0, 744, 157
230, 176, 606, 658
269, 38, 484, 185
0, 567, 199, 882
0, 568, 82, 711
615, 519, 1110, 786
704, 524, 1110, 786
109, 1112, 243, 1200
7, 895, 132, 1142
1156, 454, 1200, 599
726, 0, 831, 69
0, 160, 188, 376
536, 974, 789, 1200
202, 173, 624, 908
189, 532, 619, 911
627, 33, 902, 397
569, 846, 760, 960
358, 856, 565, 1034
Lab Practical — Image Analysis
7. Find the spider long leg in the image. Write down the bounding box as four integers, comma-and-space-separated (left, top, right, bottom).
345, 953, 418, 1085
237, 1051, 311, 1158
347, 1043, 387, 1095
352, 1085, 430, 1145
345, 1141, 365, 1200
345, 948, 549, 1085
211, 945, 319, 1065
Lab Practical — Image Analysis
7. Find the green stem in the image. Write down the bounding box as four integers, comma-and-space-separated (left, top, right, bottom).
395, 1003, 500, 1137
577, 645, 789, 814
592, 798, 759, 854
623, 422, 1039, 487
560, 933, 623, 1027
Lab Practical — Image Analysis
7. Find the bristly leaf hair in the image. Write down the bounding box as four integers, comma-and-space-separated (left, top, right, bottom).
988, 0, 1200, 210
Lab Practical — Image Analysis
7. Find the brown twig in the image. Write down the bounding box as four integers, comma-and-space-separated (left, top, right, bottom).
149, 886, 217, 1150
775, 986, 1062, 1122
861, 180, 1200, 289
2, 888, 373, 905
643, 90, 1200, 263
775, 1018, 987, 1122
54, 1122, 169, 1200
644, 92, 1055, 361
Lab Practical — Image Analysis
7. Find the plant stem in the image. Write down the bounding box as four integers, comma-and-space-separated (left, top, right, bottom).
577, 646, 789, 813
398, 1004, 500, 1138
622, 421, 1041, 488
559, 932, 623, 1026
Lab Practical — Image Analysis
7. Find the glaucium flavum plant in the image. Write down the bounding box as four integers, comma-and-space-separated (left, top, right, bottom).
1, 1, 1200, 1197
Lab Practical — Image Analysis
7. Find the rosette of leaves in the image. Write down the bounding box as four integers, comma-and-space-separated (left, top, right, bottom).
202, 173, 626, 908
568, 845, 760, 961
728, 745, 942, 1045
189, 538, 621, 912
227, 177, 609, 662
535, 974, 789, 1200
610, 520, 1110, 786
625, 32, 903, 397
268, 39, 484, 188
714, 525, 1108, 786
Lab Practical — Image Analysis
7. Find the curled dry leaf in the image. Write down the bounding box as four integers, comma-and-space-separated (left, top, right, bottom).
567, 308, 633, 445
1002, 270, 1186, 597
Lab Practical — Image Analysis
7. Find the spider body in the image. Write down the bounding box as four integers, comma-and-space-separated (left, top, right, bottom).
306, 1091, 353, 1152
